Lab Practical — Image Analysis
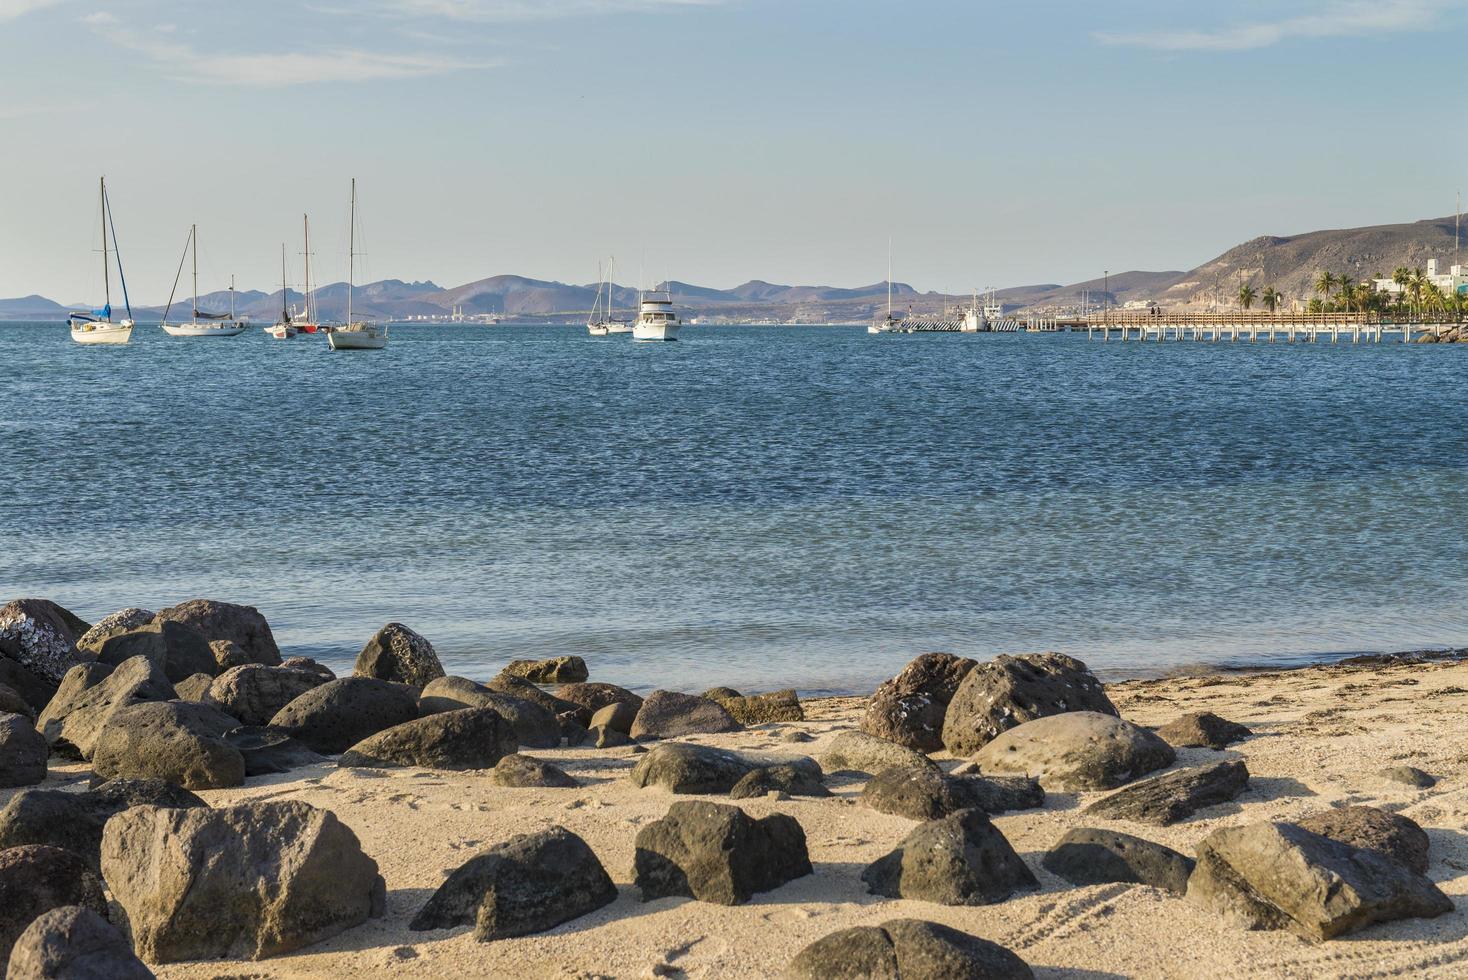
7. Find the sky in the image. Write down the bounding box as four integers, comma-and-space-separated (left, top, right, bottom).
2, 0, 1466, 304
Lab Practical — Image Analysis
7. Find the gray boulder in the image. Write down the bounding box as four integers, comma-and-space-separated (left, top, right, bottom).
268, 677, 420, 754
352, 623, 444, 688
590, 724, 632, 748
1186, 820, 1452, 940
339, 708, 518, 770
634, 800, 811, 905
90, 701, 246, 790
1155, 711, 1253, 750
487, 754, 579, 788
860, 766, 1043, 821
629, 742, 820, 794
1297, 806, 1430, 874
151, 600, 280, 667
0, 846, 109, 974
0, 781, 206, 867
973, 711, 1176, 791
862, 809, 1037, 906
0, 713, 47, 787
861, 653, 979, 752
502, 656, 588, 684
280, 657, 335, 681
1043, 827, 1194, 895
1378, 766, 1435, 789
208, 664, 329, 727
5, 905, 154, 980
409, 827, 614, 940
729, 765, 831, 800
713, 689, 804, 725
589, 701, 638, 734
0, 658, 55, 716
222, 726, 323, 776
0, 684, 32, 719
35, 656, 176, 760
1082, 760, 1250, 826
554, 681, 644, 714
823, 730, 938, 775
75, 608, 155, 656
208, 639, 252, 672
102, 801, 386, 963
941, 652, 1116, 756
629, 690, 742, 740
171, 673, 214, 702
484, 672, 588, 722
94, 622, 214, 684
785, 919, 1033, 980
420, 677, 564, 747
0, 600, 91, 684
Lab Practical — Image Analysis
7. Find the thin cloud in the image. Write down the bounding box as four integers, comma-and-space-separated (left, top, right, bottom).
1096, 0, 1455, 52
83, 11, 494, 86
0, 0, 63, 21
365, 0, 723, 22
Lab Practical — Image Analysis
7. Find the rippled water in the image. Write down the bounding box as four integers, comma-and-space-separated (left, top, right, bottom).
4, 321, 1468, 693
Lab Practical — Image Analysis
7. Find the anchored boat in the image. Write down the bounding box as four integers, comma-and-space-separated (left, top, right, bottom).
69, 177, 136, 345
631, 288, 682, 342
868, 239, 902, 335
268, 244, 298, 339
587, 257, 631, 336
329, 179, 387, 351
160, 226, 249, 337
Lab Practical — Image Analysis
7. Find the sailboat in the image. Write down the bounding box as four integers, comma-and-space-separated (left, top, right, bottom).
160, 226, 250, 337
587, 261, 609, 336
868, 239, 902, 335
328, 179, 387, 351
68, 177, 136, 345
267, 244, 297, 339
587, 258, 630, 336
291, 214, 321, 334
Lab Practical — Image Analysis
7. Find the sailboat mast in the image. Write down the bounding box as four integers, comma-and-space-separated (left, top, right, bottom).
303, 214, 313, 322
887, 237, 892, 319
348, 178, 355, 326
281, 244, 289, 321
230, 274, 236, 320
608, 256, 615, 319
191, 224, 198, 322
100, 177, 111, 315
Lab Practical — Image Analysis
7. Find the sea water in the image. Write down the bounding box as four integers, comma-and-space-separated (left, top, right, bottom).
4, 322, 1467, 693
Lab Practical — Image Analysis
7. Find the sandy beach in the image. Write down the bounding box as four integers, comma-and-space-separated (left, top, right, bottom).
10, 654, 1461, 979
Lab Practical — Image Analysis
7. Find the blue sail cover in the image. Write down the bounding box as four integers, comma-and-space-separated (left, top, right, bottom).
91, 304, 111, 319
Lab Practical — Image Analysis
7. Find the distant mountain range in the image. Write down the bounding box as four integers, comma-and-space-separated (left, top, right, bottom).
5, 213, 1463, 321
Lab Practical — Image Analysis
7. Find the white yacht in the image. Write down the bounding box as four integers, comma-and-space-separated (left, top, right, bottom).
69, 177, 136, 345
160, 227, 249, 337
632, 289, 682, 341
267, 244, 298, 339
329, 179, 387, 351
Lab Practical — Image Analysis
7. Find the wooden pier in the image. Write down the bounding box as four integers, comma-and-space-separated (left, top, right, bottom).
1055, 311, 1468, 344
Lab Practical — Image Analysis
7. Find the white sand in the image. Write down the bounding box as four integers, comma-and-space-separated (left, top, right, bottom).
19, 658, 1468, 979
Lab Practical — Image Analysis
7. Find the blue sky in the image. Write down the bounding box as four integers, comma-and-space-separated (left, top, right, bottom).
2, 0, 1466, 303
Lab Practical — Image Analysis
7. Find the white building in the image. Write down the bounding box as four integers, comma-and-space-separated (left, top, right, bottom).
1371, 259, 1468, 297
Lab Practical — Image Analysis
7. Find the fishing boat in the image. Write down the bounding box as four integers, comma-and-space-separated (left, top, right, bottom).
329, 179, 387, 351
868, 239, 902, 335
159, 226, 250, 337
631, 287, 682, 342
267, 244, 298, 339
68, 177, 136, 345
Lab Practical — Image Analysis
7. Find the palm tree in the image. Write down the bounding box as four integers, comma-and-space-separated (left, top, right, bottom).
1307, 297, 1324, 314
1409, 268, 1427, 314
1238, 283, 1257, 311
1338, 274, 1356, 313
1314, 270, 1336, 306
1261, 285, 1282, 312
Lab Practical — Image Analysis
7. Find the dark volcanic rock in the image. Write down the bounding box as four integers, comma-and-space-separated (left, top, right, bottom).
629, 742, 820, 794
0, 781, 206, 866
223, 726, 324, 776
352, 623, 445, 688
700, 687, 742, 701
1186, 820, 1452, 940
823, 730, 938, 775
487, 754, 579, 787
554, 682, 644, 715
6, 904, 154, 980
0, 657, 56, 716
0, 712, 48, 787
973, 711, 1177, 791
1155, 711, 1253, 750
635, 800, 812, 905
861, 652, 979, 752
0, 846, 109, 974
629, 690, 742, 740
590, 724, 632, 748
339, 708, 518, 770
280, 657, 335, 681
785, 918, 1034, 980
152, 600, 280, 667
1378, 766, 1435, 789
94, 622, 215, 684
862, 809, 1038, 906
860, 766, 1043, 821
1083, 760, 1250, 826
268, 677, 421, 754
589, 701, 638, 734
1043, 827, 1195, 895
1298, 806, 1431, 874
90, 701, 246, 790
0, 600, 91, 684
35, 656, 177, 760
420, 677, 564, 747
208, 664, 330, 727
503, 656, 588, 684
484, 672, 588, 722
171, 673, 214, 702
941, 652, 1117, 756
0, 683, 32, 718
75, 608, 155, 656
410, 827, 614, 940
729, 765, 831, 800
714, 689, 805, 725
102, 800, 386, 963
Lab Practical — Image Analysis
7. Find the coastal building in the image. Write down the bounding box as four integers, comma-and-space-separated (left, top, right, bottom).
1371, 259, 1468, 297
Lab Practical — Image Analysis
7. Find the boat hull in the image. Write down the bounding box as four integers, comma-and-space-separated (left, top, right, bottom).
162, 323, 249, 337
329, 327, 387, 350
588, 324, 609, 336
267, 324, 298, 339
71, 322, 133, 345
605, 323, 633, 334
632, 323, 680, 342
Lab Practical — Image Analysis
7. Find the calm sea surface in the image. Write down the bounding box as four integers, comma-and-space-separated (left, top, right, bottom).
4, 322, 1467, 693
